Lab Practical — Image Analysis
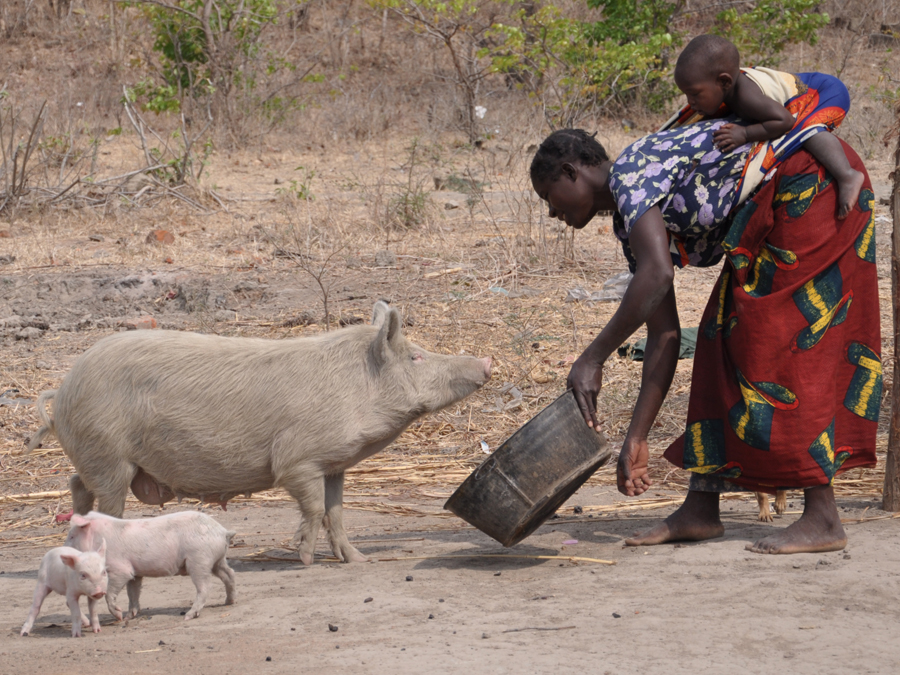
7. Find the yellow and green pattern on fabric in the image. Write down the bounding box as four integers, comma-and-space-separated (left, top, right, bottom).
791, 262, 852, 351
741, 244, 798, 298
683, 419, 742, 478
807, 418, 852, 482
703, 271, 738, 340
844, 342, 882, 421
773, 170, 833, 219
729, 370, 798, 451
722, 201, 757, 270
854, 188, 876, 263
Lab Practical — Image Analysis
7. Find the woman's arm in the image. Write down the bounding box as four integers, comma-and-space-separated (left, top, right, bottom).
567, 205, 676, 429
617, 283, 680, 496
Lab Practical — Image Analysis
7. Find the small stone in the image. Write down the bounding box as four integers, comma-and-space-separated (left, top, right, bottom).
89, 234, 105, 242
364, 597, 373, 603
164, 257, 174, 264
438, 599, 444, 603
214, 309, 237, 322
573, 505, 583, 514
405, 575, 413, 582
146, 230, 175, 245
843, 553, 851, 560
0, 254, 15, 265
290, 627, 296, 631
493, 572, 501, 576
375, 250, 397, 267
265, 656, 272, 662
444, 201, 460, 210
482, 633, 489, 639
793, 564, 801, 569
15, 327, 44, 340
328, 624, 338, 632
158, 640, 165, 646
612, 613, 621, 618
428, 614, 434, 620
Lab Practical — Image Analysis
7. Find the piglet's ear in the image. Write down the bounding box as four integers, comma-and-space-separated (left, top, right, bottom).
95, 538, 107, 558
60, 553, 79, 569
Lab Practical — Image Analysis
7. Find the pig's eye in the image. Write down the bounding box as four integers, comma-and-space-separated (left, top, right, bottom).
411, 353, 424, 362
102, 571, 108, 577
80, 574, 87, 580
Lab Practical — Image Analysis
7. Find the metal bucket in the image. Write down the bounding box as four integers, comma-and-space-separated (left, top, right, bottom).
444, 390, 611, 547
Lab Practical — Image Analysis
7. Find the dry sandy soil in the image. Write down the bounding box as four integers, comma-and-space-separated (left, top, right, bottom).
0, 492, 898, 675
1, 128, 899, 674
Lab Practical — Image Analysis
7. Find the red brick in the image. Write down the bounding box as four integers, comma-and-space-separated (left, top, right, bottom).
124, 316, 158, 330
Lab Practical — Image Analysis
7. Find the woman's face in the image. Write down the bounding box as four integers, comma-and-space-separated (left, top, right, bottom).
532, 164, 597, 230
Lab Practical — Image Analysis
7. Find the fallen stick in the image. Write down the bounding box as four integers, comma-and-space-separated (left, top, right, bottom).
502, 625, 577, 633
423, 267, 464, 279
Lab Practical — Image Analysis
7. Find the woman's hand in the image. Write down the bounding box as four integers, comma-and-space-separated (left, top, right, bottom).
567, 354, 604, 430
617, 436, 653, 496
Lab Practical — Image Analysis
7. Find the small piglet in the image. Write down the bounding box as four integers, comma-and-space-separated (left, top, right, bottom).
21, 542, 108, 638
65, 511, 236, 621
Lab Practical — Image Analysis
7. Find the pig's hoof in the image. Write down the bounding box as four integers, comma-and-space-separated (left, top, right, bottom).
340, 548, 368, 563
299, 551, 314, 565
20, 630, 28, 637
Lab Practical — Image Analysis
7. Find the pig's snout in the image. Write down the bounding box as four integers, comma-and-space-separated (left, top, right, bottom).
91, 591, 106, 600
480, 357, 493, 381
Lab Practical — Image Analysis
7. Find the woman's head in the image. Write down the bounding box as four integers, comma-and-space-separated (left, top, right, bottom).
529, 129, 610, 184
530, 129, 611, 229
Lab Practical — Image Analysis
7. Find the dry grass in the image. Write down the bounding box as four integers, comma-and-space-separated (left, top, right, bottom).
1, 1, 898, 543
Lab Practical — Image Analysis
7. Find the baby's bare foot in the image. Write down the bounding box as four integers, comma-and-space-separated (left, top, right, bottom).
836, 169, 865, 220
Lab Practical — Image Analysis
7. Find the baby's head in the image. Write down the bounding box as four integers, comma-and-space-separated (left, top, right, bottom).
674, 34, 741, 116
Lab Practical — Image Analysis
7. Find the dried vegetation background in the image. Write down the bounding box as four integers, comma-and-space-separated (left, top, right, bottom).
1, 0, 899, 546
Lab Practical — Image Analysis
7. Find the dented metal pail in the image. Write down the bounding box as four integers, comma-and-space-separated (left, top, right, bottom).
444, 390, 610, 547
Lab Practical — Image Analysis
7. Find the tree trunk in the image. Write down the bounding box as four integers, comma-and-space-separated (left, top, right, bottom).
885, 100, 900, 511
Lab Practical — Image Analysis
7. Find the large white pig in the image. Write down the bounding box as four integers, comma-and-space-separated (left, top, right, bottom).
65, 511, 236, 621
28, 301, 491, 564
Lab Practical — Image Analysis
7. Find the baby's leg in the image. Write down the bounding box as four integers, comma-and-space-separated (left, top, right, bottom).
803, 132, 864, 220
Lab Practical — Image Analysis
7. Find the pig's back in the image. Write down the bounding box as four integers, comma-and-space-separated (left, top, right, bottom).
53, 329, 375, 493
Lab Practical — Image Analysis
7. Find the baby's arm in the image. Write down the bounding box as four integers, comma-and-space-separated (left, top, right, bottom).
713, 74, 795, 151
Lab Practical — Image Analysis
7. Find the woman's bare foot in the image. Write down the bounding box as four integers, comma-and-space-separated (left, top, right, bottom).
746, 484, 846, 554
625, 490, 724, 546
836, 169, 865, 220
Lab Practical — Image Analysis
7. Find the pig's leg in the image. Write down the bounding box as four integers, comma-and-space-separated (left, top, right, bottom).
183, 564, 212, 620
282, 471, 326, 565
87, 596, 102, 633
213, 559, 236, 606
323, 472, 367, 563
67, 594, 84, 637
104, 571, 130, 621
69, 474, 95, 515
20, 583, 51, 636
126, 577, 143, 618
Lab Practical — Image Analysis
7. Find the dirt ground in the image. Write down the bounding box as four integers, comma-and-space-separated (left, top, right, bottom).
1, 126, 899, 674
0, 491, 898, 675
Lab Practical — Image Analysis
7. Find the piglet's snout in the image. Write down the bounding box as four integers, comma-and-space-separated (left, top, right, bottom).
480, 357, 493, 381
91, 590, 106, 599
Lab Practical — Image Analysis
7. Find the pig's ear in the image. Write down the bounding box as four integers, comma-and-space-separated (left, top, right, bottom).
371, 304, 404, 365
371, 300, 392, 328
60, 553, 79, 569
70, 515, 90, 528
95, 538, 107, 558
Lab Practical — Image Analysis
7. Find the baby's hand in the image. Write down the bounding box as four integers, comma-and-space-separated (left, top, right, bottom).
713, 124, 747, 152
